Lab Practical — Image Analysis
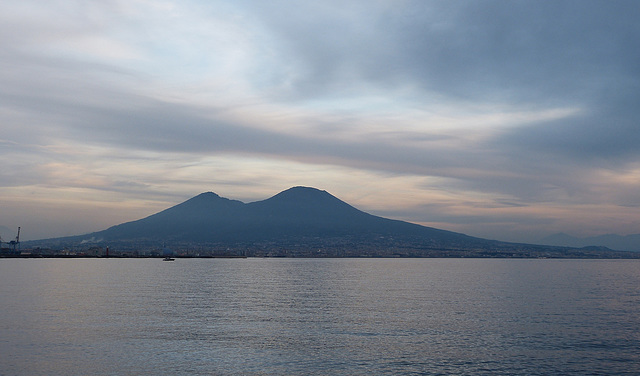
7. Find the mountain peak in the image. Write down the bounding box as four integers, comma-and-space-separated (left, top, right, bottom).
275, 186, 328, 198
172, 191, 244, 213
288, 186, 324, 192
261, 186, 346, 207
195, 191, 221, 199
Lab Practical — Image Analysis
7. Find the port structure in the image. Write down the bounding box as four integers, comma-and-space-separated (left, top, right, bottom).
7, 227, 20, 252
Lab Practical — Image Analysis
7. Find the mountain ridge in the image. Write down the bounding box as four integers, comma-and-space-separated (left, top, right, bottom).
541, 232, 640, 252
24, 187, 639, 258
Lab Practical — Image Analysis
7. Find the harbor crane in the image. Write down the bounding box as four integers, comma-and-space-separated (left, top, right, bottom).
8, 227, 20, 252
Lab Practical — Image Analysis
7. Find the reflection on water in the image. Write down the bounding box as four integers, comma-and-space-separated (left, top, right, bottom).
1, 258, 639, 375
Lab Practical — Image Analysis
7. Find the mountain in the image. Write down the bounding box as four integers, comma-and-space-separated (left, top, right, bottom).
541, 233, 640, 252
99, 192, 246, 242
26, 187, 639, 258
96, 187, 482, 248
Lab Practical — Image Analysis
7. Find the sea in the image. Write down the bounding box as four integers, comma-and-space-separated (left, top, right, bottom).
1, 258, 639, 375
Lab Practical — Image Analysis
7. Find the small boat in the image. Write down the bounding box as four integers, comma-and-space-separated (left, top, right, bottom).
162, 256, 175, 261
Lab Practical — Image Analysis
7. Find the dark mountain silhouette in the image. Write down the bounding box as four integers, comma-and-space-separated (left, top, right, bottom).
98, 187, 477, 245
541, 232, 640, 252
99, 192, 246, 242
27, 187, 639, 258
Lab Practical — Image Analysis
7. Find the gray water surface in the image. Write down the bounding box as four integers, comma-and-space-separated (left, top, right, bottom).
1, 258, 639, 375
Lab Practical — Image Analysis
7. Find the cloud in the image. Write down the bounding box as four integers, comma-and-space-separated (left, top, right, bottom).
1, 0, 640, 240
244, 1, 639, 103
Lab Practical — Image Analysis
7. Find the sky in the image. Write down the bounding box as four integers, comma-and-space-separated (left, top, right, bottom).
1, 0, 639, 242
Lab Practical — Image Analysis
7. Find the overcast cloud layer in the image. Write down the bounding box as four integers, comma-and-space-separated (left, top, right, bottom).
1, 0, 639, 242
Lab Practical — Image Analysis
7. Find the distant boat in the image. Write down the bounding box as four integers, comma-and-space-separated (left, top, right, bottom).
162, 256, 175, 261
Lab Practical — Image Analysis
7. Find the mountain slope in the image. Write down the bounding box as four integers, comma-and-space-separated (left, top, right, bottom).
242, 187, 484, 243
542, 232, 640, 252
78, 186, 491, 251
97, 187, 476, 243
29, 186, 639, 258
100, 192, 246, 242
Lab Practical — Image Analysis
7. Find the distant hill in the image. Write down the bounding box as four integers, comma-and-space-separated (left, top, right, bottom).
541, 233, 640, 252
26, 187, 639, 258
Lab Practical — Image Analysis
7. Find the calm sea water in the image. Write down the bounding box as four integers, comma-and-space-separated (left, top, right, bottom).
1, 258, 639, 375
